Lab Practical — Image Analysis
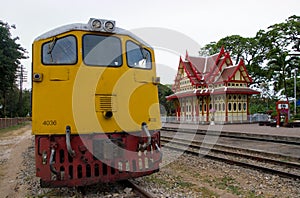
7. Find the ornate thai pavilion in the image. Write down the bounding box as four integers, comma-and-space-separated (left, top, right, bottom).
166, 47, 260, 123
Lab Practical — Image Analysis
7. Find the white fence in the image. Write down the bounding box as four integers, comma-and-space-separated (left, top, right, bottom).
161, 114, 269, 124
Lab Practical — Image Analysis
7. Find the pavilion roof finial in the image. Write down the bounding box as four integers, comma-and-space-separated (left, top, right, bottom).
185, 50, 189, 61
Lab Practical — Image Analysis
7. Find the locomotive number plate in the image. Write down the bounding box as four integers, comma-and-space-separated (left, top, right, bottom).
42, 120, 57, 126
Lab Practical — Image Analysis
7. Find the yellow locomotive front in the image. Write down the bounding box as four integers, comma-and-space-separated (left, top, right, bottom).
32, 18, 162, 187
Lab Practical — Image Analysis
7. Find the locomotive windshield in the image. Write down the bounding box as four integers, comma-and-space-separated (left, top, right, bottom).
83, 34, 122, 66
126, 41, 152, 69
42, 35, 77, 65
41, 33, 152, 69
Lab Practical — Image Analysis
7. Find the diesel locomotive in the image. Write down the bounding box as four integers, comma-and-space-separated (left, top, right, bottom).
32, 18, 162, 187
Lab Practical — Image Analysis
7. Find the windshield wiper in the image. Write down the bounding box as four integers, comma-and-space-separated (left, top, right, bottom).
139, 46, 148, 60
48, 37, 57, 55
47, 37, 57, 63
139, 46, 149, 67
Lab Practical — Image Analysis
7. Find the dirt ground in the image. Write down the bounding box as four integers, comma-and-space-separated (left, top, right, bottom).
0, 124, 32, 198
1, 124, 300, 198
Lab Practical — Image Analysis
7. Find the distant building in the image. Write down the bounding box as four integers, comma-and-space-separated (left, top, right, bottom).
166, 47, 260, 123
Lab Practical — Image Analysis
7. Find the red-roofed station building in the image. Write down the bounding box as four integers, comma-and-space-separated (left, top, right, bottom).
166, 47, 260, 123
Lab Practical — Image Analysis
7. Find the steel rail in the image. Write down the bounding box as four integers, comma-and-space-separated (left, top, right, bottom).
162, 136, 300, 168
161, 137, 300, 180
124, 180, 156, 198
161, 127, 300, 145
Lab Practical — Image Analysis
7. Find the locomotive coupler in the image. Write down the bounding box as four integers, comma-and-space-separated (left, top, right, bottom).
66, 125, 75, 157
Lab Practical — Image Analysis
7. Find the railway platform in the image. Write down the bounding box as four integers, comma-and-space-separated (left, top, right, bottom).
162, 122, 300, 144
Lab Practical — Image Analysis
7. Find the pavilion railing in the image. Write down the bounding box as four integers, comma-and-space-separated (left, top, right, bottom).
161, 115, 269, 125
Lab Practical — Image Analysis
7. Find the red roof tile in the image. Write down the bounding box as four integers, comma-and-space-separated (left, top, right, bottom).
171, 47, 254, 94
188, 53, 219, 74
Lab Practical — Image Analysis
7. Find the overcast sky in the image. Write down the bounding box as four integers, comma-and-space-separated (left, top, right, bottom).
1, 0, 299, 87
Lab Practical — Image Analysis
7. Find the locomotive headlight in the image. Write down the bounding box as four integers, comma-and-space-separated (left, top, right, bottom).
88, 18, 116, 32
91, 19, 102, 29
104, 21, 115, 32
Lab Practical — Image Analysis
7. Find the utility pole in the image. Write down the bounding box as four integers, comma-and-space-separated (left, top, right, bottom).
17, 65, 27, 115
295, 68, 298, 115
290, 36, 299, 116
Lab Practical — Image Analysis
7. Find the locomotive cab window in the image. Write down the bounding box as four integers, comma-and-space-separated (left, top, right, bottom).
42, 35, 77, 65
83, 35, 122, 66
126, 41, 152, 69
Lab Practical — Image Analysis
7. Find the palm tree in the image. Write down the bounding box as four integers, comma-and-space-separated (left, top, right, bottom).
267, 50, 298, 102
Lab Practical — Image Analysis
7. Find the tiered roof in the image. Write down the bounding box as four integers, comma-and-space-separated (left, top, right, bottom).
168, 47, 259, 100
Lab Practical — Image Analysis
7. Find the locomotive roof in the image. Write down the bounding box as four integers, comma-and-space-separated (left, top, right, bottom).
34, 22, 152, 48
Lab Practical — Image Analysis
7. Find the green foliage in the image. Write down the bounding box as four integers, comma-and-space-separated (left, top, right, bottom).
264, 15, 300, 100
158, 84, 175, 115
0, 121, 29, 134
0, 21, 28, 117
1, 87, 31, 117
249, 95, 277, 115
199, 35, 268, 84
292, 114, 300, 120
199, 15, 300, 105
211, 176, 242, 195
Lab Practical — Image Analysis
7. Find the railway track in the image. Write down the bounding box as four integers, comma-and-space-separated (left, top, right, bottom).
71, 179, 155, 197
161, 126, 300, 145
161, 126, 300, 162
161, 134, 300, 180
125, 180, 156, 198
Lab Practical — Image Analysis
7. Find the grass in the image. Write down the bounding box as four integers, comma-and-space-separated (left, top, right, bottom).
214, 176, 242, 195
245, 191, 264, 198
176, 180, 195, 188
144, 174, 172, 187
0, 122, 30, 134
197, 187, 219, 198
203, 175, 244, 196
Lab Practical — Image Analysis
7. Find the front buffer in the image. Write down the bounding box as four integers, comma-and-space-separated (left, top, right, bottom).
35, 125, 161, 187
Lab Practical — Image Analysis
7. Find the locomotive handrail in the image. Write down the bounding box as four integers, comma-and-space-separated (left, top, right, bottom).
154, 141, 163, 162
140, 122, 151, 150
49, 148, 58, 175
66, 126, 75, 157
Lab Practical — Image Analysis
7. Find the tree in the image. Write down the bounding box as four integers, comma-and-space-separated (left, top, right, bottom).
0, 21, 27, 117
199, 15, 300, 101
158, 84, 175, 116
264, 15, 300, 101
2, 86, 31, 117
199, 41, 218, 56
199, 35, 267, 84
